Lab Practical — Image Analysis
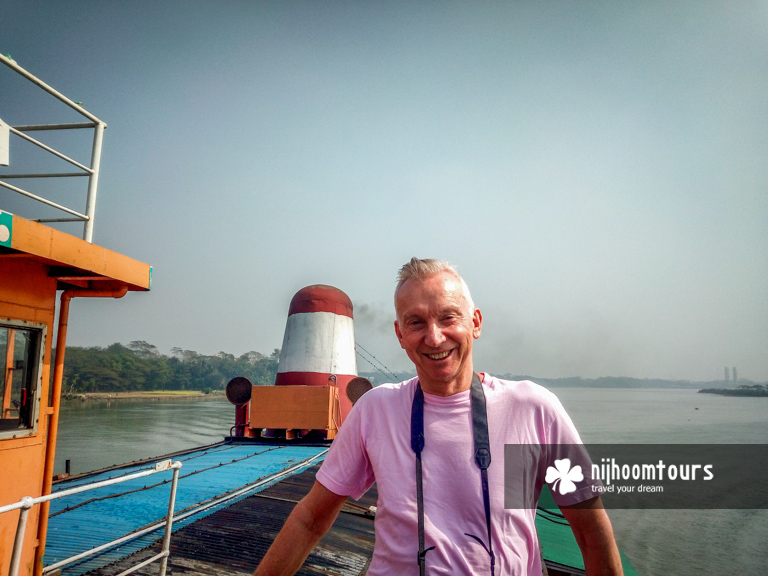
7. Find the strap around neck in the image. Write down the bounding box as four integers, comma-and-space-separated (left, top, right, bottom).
469, 373, 491, 469
410, 373, 495, 575
411, 372, 486, 455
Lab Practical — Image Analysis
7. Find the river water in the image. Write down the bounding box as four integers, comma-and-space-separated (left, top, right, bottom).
54, 388, 768, 575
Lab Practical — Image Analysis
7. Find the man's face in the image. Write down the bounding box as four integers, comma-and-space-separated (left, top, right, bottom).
394, 271, 482, 394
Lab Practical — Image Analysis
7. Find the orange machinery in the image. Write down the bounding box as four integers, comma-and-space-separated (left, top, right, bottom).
226, 375, 373, 441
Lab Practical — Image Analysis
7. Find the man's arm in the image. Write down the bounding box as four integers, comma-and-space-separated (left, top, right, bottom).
560, 496, 624, 576
253, 480, 349, 576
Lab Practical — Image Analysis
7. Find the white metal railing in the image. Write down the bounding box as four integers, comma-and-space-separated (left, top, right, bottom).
0, 53, 106, 242
37, 448, 328, 576
0, 460, 182, 576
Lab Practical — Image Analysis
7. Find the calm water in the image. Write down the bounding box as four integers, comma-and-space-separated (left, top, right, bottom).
54, 396, 234, 475
55, 388, 768, 575
553, 388, 768, 576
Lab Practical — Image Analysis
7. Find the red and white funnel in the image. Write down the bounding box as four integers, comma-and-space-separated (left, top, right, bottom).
275, 285, 358, 421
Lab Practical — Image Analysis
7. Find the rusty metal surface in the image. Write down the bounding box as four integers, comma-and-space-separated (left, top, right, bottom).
84, 463, 377, 576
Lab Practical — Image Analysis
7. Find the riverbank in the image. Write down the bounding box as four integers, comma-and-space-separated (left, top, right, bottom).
699, 387, 768, 397
63, 390, 225, 401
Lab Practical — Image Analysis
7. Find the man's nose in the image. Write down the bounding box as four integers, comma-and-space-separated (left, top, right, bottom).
424, 322, 446, 347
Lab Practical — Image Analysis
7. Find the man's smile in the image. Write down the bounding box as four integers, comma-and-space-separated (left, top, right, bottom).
426, 350, 452, 360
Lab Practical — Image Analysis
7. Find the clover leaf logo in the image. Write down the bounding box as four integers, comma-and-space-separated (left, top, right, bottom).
545, 458, 584, 495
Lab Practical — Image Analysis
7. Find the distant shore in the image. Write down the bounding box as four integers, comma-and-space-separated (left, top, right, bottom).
63, 391, 225, 401
698, 388, 768, 397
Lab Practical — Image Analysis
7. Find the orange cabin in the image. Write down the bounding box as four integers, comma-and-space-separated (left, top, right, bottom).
0, 213, 151, 576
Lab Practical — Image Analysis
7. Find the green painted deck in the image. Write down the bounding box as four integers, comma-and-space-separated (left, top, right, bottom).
537, 485, 639, 575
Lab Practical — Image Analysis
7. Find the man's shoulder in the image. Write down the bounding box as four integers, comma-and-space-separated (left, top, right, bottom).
372, 376, 418, 391
482, 374, 578, 440
353, 376, 418, 408
483, 374, 563, 407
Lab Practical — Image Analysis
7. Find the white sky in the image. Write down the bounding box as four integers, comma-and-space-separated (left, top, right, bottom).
2, 2, 767, 381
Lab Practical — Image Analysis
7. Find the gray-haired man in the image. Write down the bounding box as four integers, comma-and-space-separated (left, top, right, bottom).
254, 258, 622, 575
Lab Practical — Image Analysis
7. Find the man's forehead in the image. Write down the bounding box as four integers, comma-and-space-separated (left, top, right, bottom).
395, 272, 468, 311
399, 302, 464, 318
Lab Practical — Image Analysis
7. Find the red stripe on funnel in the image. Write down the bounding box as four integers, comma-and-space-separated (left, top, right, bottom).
287, 285, 353, 318
275, 371, 355, 387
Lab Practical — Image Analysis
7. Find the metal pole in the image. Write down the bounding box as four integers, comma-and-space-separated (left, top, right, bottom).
0, 180, 89, 220
82, 122, 105, 242
33, 291, 72, 576
8, 498, 33, 576
34, 287, 127, 576
158, 462, 183, 576
113, 552, 168, 576
13, 123, 97, 131
0, 55, 104, 125
35, 218, 87, 223
1, 173, 89, 179
7, 127, 93, 173
0, 463, 169, 516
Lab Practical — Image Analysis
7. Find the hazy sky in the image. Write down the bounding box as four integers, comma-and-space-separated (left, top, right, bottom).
2, 2, 766, 381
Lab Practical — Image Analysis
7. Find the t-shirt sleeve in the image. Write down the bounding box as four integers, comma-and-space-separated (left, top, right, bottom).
542, 390, 603, 507
316, 396, 376, 500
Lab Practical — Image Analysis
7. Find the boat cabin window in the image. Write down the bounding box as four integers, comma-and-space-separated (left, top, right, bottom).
1, 320, 45, 439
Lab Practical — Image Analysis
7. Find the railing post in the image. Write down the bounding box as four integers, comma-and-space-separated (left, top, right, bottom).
82, 122, 105, 242
158, 462, 183, 576
8, 497, 34, 576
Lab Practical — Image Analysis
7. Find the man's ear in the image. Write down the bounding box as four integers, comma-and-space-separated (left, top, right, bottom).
472, 308, 483, 339
394, 320, 406, 349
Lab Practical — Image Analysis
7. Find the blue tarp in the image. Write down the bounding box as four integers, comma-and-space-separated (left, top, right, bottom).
46, 443, 326, 576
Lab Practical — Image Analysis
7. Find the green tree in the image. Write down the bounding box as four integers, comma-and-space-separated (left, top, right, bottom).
59, 343, 281, 393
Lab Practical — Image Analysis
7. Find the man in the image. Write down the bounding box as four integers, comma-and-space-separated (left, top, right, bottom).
254, 258, 623, 575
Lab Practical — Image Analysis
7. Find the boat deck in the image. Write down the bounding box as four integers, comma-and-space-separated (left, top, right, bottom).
80, 462, 377, 576
47, 442, 329, 576
48, 442, 637, 576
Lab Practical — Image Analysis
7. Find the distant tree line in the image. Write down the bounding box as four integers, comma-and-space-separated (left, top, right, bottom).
57, 347, 766, 394
699, 383, 768, 397
59, 341, 280, 393
358, 372, 768, 389
495, 375, 768, 389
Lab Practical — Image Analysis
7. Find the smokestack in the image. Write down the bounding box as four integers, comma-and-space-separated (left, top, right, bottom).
275, 284, 359, 421
725, 367, 730, 383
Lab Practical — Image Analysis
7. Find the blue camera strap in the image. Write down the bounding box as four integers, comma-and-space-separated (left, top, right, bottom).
410, 372, 495, 576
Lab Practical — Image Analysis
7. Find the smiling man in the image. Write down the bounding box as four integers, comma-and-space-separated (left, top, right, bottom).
254, 258, 623, 576
393, 263, 482, 397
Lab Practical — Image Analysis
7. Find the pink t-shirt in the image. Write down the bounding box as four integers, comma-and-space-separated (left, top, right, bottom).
316, 374, 589, 576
